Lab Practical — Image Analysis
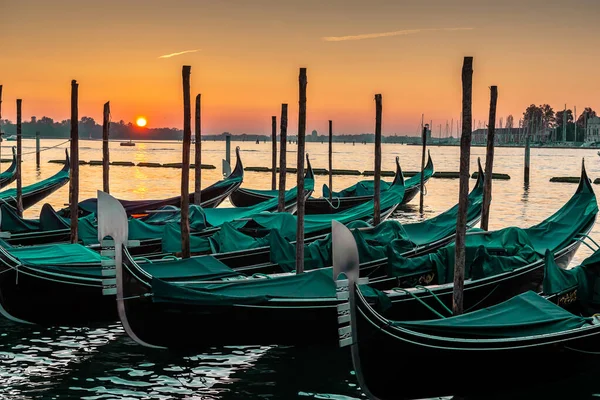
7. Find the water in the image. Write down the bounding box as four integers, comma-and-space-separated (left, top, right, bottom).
3, 138, 600, 399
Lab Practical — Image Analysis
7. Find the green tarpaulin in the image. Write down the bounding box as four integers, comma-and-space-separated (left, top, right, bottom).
387, 177, 597, 284
163, 176, 406, 254
150, 266, 390, 310
6, 243, 106, 266
0, 204, 41, 233
392, 291, 593, 338
323, 156, 433, 198
0, 167, 69, 200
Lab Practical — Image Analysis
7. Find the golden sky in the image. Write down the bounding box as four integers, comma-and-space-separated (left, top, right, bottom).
2, 0, 599, 135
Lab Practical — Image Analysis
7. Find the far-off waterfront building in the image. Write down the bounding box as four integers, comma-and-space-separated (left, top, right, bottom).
585, 117, 600, 143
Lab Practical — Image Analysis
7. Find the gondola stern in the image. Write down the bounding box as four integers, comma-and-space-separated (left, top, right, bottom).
577, 157, 595, 195
475, 156, 485, 190
230, 146, 244, 180
391, 156, 405, 188
62, 148, 71, 174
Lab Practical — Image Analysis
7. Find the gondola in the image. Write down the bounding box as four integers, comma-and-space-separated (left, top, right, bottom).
0, 161, 439, 327
76, 160, 590, 349
229, 153, 433, 214
0, 149, 70, 211
0, 157, 315, 253
0, 147, 17, 189
334, 222, 600, 399
58, 146, 246, 219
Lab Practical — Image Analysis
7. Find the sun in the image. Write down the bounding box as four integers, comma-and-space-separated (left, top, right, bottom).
136, 117, 147, 127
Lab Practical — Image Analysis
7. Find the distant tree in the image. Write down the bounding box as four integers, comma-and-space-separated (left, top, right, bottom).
540, 104, 555, 128
523, 104, 543, 128
505, 115, 514, 129
556, 109, 573, 127
39, 116, 54, 125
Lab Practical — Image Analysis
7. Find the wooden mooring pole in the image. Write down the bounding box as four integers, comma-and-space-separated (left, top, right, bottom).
277, 104, 288, 212
419, 124, 427, 215
373, 94, 382, 226
35, 131, 41, 168
16, 99, 23, 217
452, 56, 473, 315
102, 101, 110, 193
180, 66, 192, 258
271, 115, 277, 190
69, 80, 79, 243
296, 68, 307, 274
524, 135, 530, 187
481, 85, 498, 231
194, 94, 202, 205
328, 120, 333, 201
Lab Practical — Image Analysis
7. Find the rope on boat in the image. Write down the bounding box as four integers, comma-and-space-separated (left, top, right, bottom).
463, 284, 501, 313
391, 287, 446, 319
573, 237, 598, 253
323, 196, 341, 210
414, 285, 452, 316
118, 293, 153, 301
563, 345, 600, 354
575, 233, 600, 251
420, 184, 428, 196
21, 139, 71, 155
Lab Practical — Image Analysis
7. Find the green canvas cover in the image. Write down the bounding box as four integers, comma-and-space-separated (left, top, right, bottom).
387, 179, 597, 284
386, 226, 540, 284
0, 204, 41, 233
7, 243, 105, 266
163, 178, 406, 254
161, 222, 213, 254
524, 177, 597, 256
269, 220, 410, 272
542, 248, 600, 309
323, 157, 433, 198
207, 222, 271, 254
0, 152, 17, 181
150, 266, 390, 310
238, 169, 315, 199
0, 167, 69, 200
392, 291, 592, 338
137, 255, 242, 280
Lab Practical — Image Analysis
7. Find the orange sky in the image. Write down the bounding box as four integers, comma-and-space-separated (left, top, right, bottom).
2, 0, 599, 136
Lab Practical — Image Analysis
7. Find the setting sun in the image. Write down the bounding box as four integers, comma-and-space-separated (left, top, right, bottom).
136, 117, 147, 127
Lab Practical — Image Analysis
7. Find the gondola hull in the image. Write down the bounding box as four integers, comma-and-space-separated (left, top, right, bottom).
351, 286, 600, 399
0, 255, 115, 325
368, 227, 587, 322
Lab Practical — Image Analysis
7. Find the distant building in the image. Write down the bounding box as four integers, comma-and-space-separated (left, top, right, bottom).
586, 117, 600, 143
311, 129, 318, 139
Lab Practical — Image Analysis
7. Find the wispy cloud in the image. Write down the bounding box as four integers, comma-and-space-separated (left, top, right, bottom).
322, 27, 473, 42
158, 49, 201, 59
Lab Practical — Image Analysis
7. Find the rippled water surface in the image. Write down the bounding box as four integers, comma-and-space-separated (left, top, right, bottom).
4, 138, 600, 399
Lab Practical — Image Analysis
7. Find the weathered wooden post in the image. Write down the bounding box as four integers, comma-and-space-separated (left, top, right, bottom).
35, 131, 40, 168
277, 104, 288, 212
271, 115, 277, 190
180, 66, 192, 258
102, 101, 110, 193
452, 56, 473, 315
328, 120, 333, 201
225, 134, 231, 169
69, 80, 79, 243
373, 94, 382, 226
296, 68, 307, 274
481, 85, 498, 231
524, 135, 530, 187
419, 124, 427, 214
194, 94, 202, 205
16, 99, 23, 216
